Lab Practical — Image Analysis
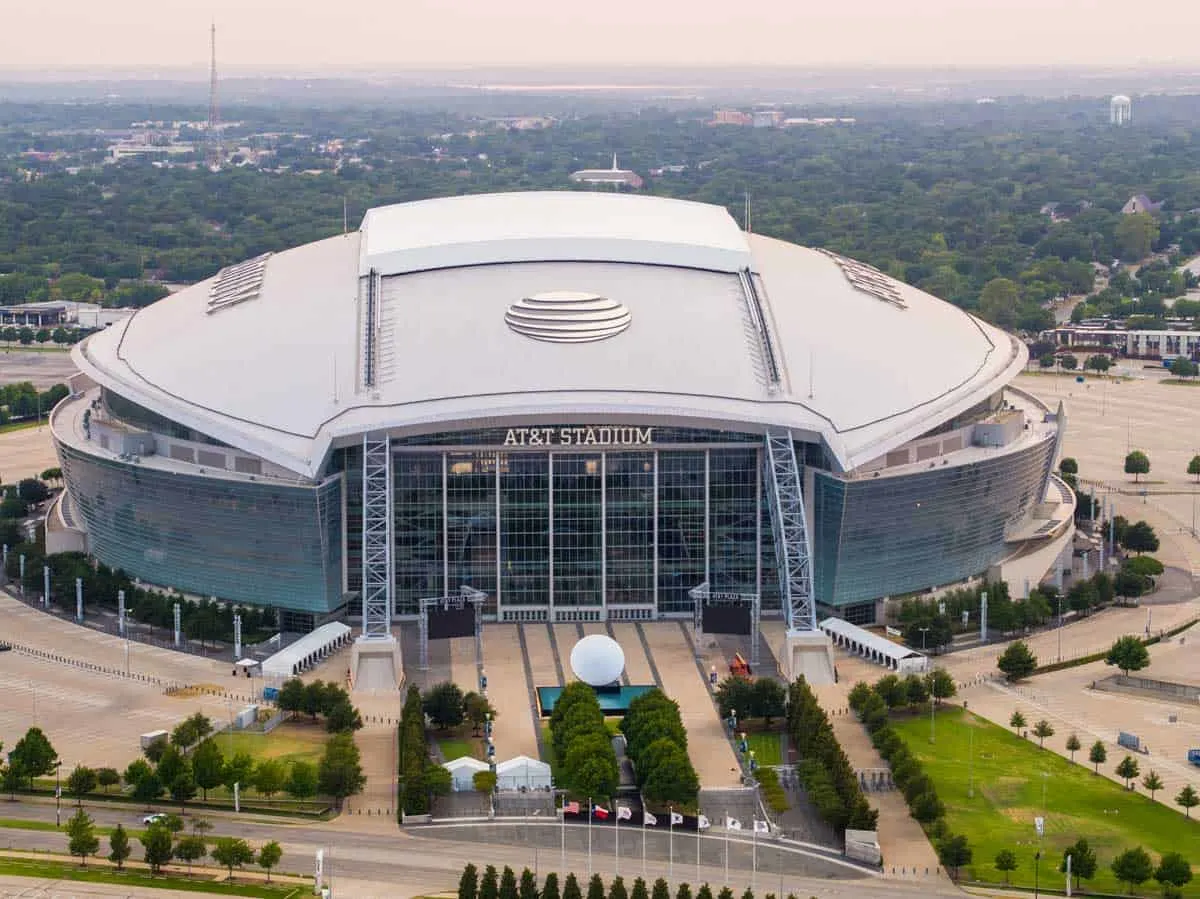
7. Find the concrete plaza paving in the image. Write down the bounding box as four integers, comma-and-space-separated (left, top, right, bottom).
480, 623, 540, 760
0, 423, 62, 486
611, 622, 657, 685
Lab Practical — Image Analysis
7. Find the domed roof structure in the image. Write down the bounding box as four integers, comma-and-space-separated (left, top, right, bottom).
570, 635, 626, 686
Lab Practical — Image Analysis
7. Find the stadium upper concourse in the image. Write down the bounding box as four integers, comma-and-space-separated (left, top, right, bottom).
49, 191, 1070, 631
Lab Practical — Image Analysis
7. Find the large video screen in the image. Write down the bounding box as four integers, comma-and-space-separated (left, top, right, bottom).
701, 603, 752, 635
428, 605, 476, 639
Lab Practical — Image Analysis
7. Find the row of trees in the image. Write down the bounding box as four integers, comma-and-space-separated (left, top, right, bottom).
2, 548, 276, 647
786, 677, 876, 832
420, 680, 496, 733
67, 809, 282, 881
277, 678, 363, 733
848, 673, 969, 875
620, 689, 699, 807
549, 682, 619, 803
0, 380, 68, 426
398, 683, 454, 814
0, 325, 93, 347
993, 839, 1192, 895
998, 628, 1163, 683
894, 580, 1058, 651
458, 862, 793, 899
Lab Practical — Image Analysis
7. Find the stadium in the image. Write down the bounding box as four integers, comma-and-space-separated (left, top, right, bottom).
49, 191, 1070, 657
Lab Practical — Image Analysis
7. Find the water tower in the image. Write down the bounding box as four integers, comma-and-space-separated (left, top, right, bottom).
1110, 94, 1132, 126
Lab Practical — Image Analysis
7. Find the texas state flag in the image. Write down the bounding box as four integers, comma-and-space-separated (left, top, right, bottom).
592, 805, 610, 820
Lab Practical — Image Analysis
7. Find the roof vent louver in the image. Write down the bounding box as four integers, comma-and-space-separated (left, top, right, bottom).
818, 249, 907, 309
207, 253, 272, 314
505, 291, 631, 343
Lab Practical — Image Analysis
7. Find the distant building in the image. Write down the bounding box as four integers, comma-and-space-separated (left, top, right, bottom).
712, 108, 753, 126
569, 154, 643, 189
1048, 324, 1200, 361
752, 109, 783, 129
1122, 194, 1162, 215
1110, 94, 1132, 126
0, 302, 67, 327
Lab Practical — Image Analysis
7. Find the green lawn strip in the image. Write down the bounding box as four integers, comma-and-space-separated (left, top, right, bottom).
218, 722, 329, 767
436, 737, 479, 761
0, 855, 300, 896
744, 732, 783, 767
8, 788, 329, 818
892, 707, 1200, 895
1163, 378, 1200, 386
0, 419, 45, 434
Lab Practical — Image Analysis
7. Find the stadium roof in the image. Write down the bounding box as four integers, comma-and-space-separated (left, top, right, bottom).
75, 191, 1025, 480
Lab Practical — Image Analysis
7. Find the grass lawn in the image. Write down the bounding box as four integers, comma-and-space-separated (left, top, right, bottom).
217, 720, 328, 768
0, 855, 302, 896
893, 707, 1200, 894
437, 737, 479, 761
744, 732, 783, 767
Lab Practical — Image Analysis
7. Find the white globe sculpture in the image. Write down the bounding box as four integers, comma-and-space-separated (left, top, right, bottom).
570, 634, 626, 687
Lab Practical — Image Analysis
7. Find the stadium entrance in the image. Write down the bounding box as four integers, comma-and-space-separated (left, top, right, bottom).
376, 427, 778, 622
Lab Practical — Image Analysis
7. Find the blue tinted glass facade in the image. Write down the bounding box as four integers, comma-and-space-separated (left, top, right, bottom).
812, 435, 1056, 607
58, 441, 343, 614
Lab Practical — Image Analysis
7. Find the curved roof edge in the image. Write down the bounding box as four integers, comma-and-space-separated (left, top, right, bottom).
358, 191, 752, 276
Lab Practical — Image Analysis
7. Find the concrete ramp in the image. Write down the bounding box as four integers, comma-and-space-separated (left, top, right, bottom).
351, 637, 402, 693
781, 631, 836, 686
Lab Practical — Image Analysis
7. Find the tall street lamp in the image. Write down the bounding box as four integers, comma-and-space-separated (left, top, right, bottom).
55, 761, 62, 827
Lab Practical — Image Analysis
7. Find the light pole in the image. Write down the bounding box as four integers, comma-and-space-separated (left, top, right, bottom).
55, 762, 62, 827
965, 701, 974, 798
1057, 595, 1063, 663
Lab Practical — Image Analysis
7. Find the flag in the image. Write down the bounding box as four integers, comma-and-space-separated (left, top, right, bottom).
670, 811, 684, 826
643, 811, 658, 826
697, 815, 711, 830
725, 817, 742, 830
564, 801, 581, 815
753, 819, 770, 834
593, 805, 610, 820
617, 806, 633, 820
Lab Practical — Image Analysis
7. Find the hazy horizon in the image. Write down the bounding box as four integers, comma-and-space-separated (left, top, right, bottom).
5, 0, 1200, 72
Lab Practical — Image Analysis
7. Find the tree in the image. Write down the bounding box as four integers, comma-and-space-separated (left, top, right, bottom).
277, 678, 307, 716
1089, 740, 1108, 774
1176, 784, 1199, 818
1116, 212, 1159, 262
1030, 720, 1054, 748
630, 877, 648, 899
912, 790, 945, 823
903, 673, 929, 706
1065, 733, 1081, 762
1061, 838, 1097, 890
1156, 852, 1193, 892
994, 849, 1018, 885
937, 833, 972, 881
1060, 354, 1078, 371
1123, 555, 1164, 578
132, 773, 164, 803
287, 760, 318, 800
222, 752, 255, 792
1059, 457, 1079, 475
1111, 846, 1154, 892
66, 765, 98, 805
191, 740, 224, 800
1084, 354, 1112, 373
96, 767, 120, 794
563, 872, 582, 899
925, 668, 957, 703
586, 877, 606, 899
155, 745, 187, 786
424, 763, 453, 798
422, 681, 466, 730
258, 840, 282, 883
174, 834, 207, 874
171, 713, 213, 749
459, 863, 480, 899
108, 824, 131, 871
998, 642, 1037, 681
1122, 520, 1160, 554
170, 771, 197, 810
1115, 569, 1149, 600
9, 726, 58, 788
140, 823, 174, 874
318, 732, 365, 805
544, 873, 563, 899
253, 759, 287, 798
463, 692, 497, 736
143, 735, 168, 764
481, 866, 500, 899
472, 770, 497, 793
1106, 635, 1151, 676
211, 836, 256, 880
1189, 455, 1200, 483
1142, 770, 1164, 800
1116, 755, 1141, 789
301, 681, 328, 720
607, 874, 626, 899
650, 880, 670, 899
978, 278, 1021, 330
1124, 450, 1151, 483
499, 866, 518, 899
66, 808, 99, 866
1009, 710, 1027, 733
325, 698, 364, 733
123, 759, 152, 789
752, 678, 787, 726
675, 884, 692, 899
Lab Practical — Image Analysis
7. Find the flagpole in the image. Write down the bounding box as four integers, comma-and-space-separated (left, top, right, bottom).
695, 807, 701, 885
615, 805, 620, 878
642, 814, 647, 880
724, 810, 729, 887
588, 797, 593, 879
668, 805, 674, 881
561, 793, 566, 877
752, 820, 758, 893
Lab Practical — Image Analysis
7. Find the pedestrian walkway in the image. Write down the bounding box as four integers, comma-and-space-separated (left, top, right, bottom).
448, 635, 479, 696
551, 624, 582, 680
642, 622, 741, 787
611, 622, 656, 684
521, 623, 560, 687
480, 624, 539, 760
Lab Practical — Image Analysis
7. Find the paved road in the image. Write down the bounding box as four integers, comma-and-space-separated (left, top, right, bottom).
0, 798, 959, 899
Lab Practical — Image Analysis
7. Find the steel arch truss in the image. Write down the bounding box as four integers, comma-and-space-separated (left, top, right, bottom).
360, 432, 393, 639
763, 430, 815, 632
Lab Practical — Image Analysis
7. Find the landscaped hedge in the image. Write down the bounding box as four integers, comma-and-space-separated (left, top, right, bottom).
620, 689, 699, 806
786, 676, 876, 832
398, 684, 432, 814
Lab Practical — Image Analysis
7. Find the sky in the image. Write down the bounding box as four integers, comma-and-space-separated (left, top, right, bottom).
3, 0, 1200, 72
